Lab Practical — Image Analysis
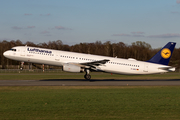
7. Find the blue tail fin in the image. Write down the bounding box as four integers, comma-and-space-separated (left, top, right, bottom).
147, 42, 176, 65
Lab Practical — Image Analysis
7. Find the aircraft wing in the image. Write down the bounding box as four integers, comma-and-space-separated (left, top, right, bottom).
70, 59, 110, 69
80, 59, 110, 66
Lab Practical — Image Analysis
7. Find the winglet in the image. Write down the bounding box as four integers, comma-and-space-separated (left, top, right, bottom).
147, 42, 176, 65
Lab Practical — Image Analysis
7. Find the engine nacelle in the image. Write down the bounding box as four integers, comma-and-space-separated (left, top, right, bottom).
63, 64, 83, 73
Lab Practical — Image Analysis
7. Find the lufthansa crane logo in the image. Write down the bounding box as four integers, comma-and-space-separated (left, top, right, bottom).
161, 48, 171, 59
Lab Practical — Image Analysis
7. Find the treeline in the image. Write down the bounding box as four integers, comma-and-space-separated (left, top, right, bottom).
0, 40, 180, 69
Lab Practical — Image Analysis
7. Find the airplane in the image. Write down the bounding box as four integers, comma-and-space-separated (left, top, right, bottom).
3, 42, 176, 80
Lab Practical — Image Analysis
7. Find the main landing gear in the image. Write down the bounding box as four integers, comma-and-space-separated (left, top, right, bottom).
84, 69, 91, 80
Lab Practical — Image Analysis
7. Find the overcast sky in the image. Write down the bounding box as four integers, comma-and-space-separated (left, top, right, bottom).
0, 0, 180, 48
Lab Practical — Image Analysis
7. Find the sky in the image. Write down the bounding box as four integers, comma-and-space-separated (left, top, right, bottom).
0, 0, 180, 48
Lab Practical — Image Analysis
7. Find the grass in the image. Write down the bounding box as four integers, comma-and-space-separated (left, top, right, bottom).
0, 71, 180, 80
0, 86, 180, 120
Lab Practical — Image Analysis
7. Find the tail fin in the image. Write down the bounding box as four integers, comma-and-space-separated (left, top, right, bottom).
147, 42, 176, 65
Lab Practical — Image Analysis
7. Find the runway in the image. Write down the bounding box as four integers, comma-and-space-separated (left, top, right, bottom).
1, 79, 180, 86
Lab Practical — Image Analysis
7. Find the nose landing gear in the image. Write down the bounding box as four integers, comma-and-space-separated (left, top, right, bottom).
20, 62, 24, 70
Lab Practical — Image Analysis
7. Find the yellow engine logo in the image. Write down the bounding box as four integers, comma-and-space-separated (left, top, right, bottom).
161, 48, 171, 59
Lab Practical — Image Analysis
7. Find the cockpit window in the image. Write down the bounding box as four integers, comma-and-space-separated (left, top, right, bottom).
10, 49, 16, 51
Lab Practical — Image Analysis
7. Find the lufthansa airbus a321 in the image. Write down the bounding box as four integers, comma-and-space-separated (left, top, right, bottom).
3, 42, 176, 80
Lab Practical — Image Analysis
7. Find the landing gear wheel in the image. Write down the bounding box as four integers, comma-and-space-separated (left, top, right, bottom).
20, 62, 24, 71
20, 67, 23, 71
84, 74, 91, 80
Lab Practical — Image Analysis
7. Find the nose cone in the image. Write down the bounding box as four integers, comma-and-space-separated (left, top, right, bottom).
3, 51, 9, 58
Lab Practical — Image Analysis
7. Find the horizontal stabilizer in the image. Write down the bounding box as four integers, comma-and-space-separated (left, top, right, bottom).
158, 66, 176, 72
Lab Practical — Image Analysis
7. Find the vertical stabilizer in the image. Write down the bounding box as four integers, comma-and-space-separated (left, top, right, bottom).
147, 42, 176, 65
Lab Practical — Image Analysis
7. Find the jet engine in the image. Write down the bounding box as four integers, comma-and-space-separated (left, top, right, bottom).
63, 63, 83, 72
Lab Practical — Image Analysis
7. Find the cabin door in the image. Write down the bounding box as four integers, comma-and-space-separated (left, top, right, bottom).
55, 52, 60, 61
144, 63, 148, 72
20, 47, 26, 56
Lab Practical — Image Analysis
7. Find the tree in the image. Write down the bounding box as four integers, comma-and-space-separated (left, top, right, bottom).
104, 41, 112, 57
131, 41, 152, 60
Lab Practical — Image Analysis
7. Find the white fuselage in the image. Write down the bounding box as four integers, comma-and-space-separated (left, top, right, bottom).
3, 46, 173, 74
